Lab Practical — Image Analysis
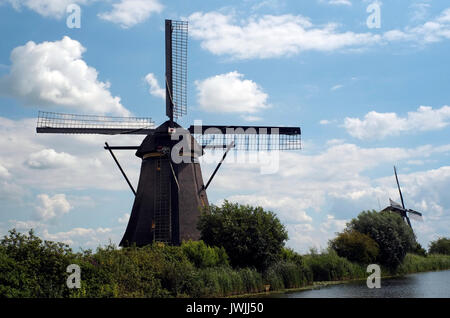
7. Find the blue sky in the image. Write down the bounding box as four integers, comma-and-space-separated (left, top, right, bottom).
0, 0, 449, 253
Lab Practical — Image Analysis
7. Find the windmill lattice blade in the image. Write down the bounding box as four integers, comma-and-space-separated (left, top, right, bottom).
394, 166, 406, 209
36, 111, 155, 135
166, 20, 188, 120
189, 125, 301, 151
407, 210, 423, 221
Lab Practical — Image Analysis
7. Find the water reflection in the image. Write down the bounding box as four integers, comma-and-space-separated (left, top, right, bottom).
268, 270, 450, 298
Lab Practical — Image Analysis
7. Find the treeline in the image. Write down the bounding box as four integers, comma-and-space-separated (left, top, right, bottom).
0, 231, 311, 297
1, 202, 450, 298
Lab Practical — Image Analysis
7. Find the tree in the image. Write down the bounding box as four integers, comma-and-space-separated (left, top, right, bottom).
429, 237, 450, 255
0, 229, 75, 297
347, 210, 416, 269
329, 229, 379, 264
197, 201, 288, 271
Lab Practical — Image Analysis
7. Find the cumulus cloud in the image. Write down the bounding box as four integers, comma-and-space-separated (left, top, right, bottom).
25, 148, 76, 169
9, 219, 46, 231
98, 0, 163, 28
1, 117, 449, 251
41, 227, 114, 246
320, 214, 348, 234
200, 141, 450, 252
0, 116, 141, 192
0, 36, 130, 116
409, 2, 431, 22
5, 0, 87, 19
35, 193, 72, 221
344, 105, 450, 140
189, 8, 450, 60
195, 71, 269, 116
144, 73, 165, 99
384, 8, 450, 44
188, 12, 381, 59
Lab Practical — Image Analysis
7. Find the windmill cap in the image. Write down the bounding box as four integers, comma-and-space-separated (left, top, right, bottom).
136, 120, 204, 158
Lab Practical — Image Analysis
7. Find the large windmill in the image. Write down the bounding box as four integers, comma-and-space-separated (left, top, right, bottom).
36, 20, 302, 247
380, 166, 423, 231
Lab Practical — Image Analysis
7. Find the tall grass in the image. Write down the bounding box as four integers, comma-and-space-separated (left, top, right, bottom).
397, 253, 450, 275
303, 250, 366, 281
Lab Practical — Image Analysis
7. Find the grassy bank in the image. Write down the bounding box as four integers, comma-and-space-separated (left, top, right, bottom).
1, 230, 450, 298
397, 253, 450, 274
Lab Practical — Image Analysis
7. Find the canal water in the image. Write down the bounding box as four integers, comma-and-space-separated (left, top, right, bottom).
269, 270, 450, 298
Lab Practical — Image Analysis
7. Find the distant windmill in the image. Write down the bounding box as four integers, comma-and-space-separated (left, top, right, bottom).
380, 166, 423, 230
36, 19, 302, 247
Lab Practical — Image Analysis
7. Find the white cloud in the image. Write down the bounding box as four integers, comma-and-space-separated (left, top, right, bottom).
409, 2, 431, 22
25, 148, 76, 169
188, 12, 381, 59
227, 194, 313, 224
0, 36, 130, 116
35, 193, 72, 221
331, 84, 344, 91
5, 0, 87, 19
118, 213, 130, 224
195, 71, 269, 115
9, 219, 46, 231
144, 73, 165, 99
200, 141, 450, 252
0, 162, 10, 178
241, 115, 263, 122
41, 227, 114, 247
344, 105, 450, 140
0, 116, 142, 192
251, 0, 284, 11
98, 0, 163, 28
189, 8, 450, 60
320, 214, 348, 234
325, 0, 352, 6
383, 8, 450, 44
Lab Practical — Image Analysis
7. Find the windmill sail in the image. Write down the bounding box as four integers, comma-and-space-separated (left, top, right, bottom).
36, 111, 155, 135
380, 166, 424, 231
166, 20, 188, 121
189, 125, 301, 150
407, 210, 423, 222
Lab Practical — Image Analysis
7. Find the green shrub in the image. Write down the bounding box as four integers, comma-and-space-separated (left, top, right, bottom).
181, 240, 229, 268
329, 230, 379, 264
0, 229, 75, 298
